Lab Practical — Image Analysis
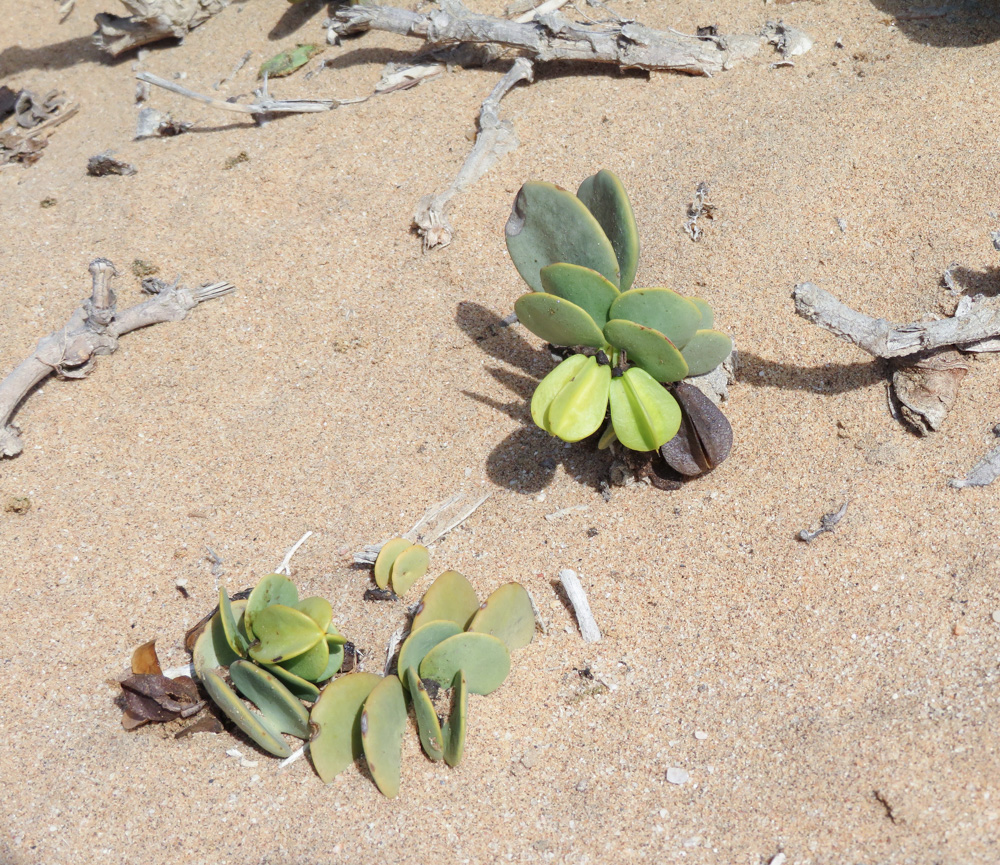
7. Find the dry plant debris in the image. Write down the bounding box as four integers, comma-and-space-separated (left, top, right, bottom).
797, 501, 848, 543
794, 238, 1000, 484
0, 259, 235, 458
94, 0, 231, 56
118, 641, 205, 730
0, 88, 79, 167
87, 151, 137, 176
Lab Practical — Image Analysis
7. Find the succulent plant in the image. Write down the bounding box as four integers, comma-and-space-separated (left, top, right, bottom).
191, 574, 347, 757
506, 169, 734, 475
310, 569, 535, 795
180, 566, 534, 798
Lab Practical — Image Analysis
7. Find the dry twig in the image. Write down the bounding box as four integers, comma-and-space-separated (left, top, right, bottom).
414, 56, 534, 250
559, 568, 601, 643
136, 72, 361, 115
0, 259, 234, 458
94, 0, 231, 56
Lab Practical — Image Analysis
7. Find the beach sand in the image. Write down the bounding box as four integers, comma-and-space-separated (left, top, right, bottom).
2, 1, 999, 862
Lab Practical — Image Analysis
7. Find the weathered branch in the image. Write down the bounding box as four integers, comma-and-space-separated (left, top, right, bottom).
94, 0, 230, 56
0, 259, 234, 458
792, 282, 1000, 358
329, 3, 764, 76
414, 56, 534, 250
135, 72, 363, 116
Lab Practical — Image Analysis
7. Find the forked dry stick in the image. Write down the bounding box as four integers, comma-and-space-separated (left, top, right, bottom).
0, 259, 234, 458
792, 275, 1000, 486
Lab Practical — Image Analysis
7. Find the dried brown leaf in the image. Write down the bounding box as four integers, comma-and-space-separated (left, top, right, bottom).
131, 639, 162, 676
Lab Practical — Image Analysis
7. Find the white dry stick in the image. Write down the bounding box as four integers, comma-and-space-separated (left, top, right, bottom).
544, 504, 588, 521
330, 3, 764, 76
949, 441, 1000, 489
793, 282, 1000, 358
353, 492, 492, 563
275, 531, 313, 576
278, 745, 308, 769
0, 259, 234, 458
559, 569, 601, 643
136, 72, 364, 116
383, 625, 408, 676
413, 56, 534, 250
163, 662, 197, 679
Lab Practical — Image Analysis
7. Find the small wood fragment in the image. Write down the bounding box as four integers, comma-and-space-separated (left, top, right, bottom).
797, 501, 848, 542
559, 569, 601, 643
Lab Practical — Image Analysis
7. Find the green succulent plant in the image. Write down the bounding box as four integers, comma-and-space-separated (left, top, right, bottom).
186, 567, 534, 798
191, 574, 348, 756
506, 170, 734, 470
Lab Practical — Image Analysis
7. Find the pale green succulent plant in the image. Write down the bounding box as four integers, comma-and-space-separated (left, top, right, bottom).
189, 568, 533, 798
506, 170, 734, 470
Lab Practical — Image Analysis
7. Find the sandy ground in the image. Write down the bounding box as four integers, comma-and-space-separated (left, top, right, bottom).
2, 0, 1000, 862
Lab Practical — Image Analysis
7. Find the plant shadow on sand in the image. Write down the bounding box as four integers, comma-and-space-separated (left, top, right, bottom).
867, 0, 1000, 46
455, 301, 611, 495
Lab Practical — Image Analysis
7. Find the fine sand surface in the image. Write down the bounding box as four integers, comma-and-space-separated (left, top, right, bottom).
2, 1, 1000, 862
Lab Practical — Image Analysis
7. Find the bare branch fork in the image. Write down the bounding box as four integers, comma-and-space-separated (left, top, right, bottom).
0, 259, 235, 458
792, 272, 1000, 486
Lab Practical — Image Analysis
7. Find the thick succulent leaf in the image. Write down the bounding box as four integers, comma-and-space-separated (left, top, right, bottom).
608, 289, 702, 350
689, 297, 714, 329
514, 292, 607, 349
405, 667, 444, 761
374, 538, 411, 590
296, 597, 333, 633
530, 355, 587, 433
218, 588, 250, 658
245, 574, 299, 641
390, 543, 429, 596
277, 635, 330, 682
397, 620, 462, 684
576, 169, 639, 292
597, 422, 617, 450
247, 604, 323, 665
443, 670, 468, 768
539, 263, 620, 329
360, 676, 407, 798
467, 583, 536, 651
310, 673, 381, 783
263, 663, 320, 701
419, 632, 511, 696
192, 600, 246, 679
610, 367, 682, 452
201, 668, 292, 758
543, 355, 611, 443
660, 381, 733, 475
505, 181, 620, 291
680, 329, 733, 377
604, 319, 688, 383
229, 660, 310, 739
411, 570, 480, 632
316, 641, 345, 682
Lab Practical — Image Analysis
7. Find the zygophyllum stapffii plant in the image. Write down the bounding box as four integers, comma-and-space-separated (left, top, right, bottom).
505, 169, 734, 477
186, 569, 532, 797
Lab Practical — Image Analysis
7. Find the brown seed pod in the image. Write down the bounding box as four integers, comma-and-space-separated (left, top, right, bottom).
659, 382, 732, 476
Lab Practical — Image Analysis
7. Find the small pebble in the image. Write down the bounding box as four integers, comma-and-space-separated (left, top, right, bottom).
770, 854, 787, 865
992, 610, 1000, 624
694, 730, 708, 740
575, 780, 588, 792
666, 767, 689, 785
953, 622, 967, 636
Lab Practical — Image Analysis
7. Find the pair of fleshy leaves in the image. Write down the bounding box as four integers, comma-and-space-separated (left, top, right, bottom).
373, 539, 430, 596
532, 355, 682, 452
310, 571, 535, 795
